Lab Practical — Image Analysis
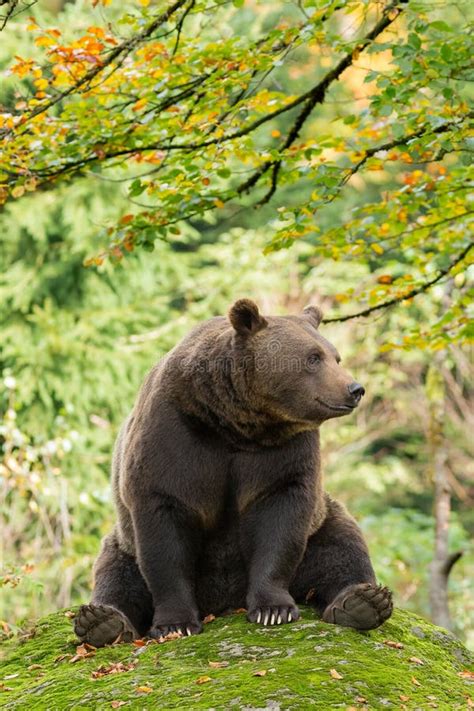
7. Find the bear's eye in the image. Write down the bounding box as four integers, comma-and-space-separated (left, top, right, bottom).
307, 353, 322, 368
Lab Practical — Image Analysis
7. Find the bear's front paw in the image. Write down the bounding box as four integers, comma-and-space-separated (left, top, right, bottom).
246, 590, 300, 626
247, 604, 300, 626
148, 619, 203, 639
322, 583, 393, 630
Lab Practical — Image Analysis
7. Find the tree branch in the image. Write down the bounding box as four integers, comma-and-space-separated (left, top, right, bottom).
0, 0, 37, 33
340, 111, 474, 188
441, 550, 463, 578
6, 0, 190, 136
174, 0, 410, 153
232, 0, 410, 197
322, 242, 474, 324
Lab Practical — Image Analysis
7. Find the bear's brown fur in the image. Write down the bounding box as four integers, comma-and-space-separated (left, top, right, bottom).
74, 300, 392, 646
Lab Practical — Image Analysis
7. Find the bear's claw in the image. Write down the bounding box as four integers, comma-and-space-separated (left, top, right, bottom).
148, 621, 202, 639
73, 603, 138, 647
248, 604, 299, 626
322, 583, 393, 630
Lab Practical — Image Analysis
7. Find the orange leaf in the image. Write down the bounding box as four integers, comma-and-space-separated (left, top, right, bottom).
203, 614, 216, 624
120, 214, 134, 225
271, 129, 281, 138
132, 98, 148, 112
132, 638, 147, 647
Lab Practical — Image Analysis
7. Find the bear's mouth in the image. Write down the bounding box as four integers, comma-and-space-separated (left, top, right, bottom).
315, 397, 356, 413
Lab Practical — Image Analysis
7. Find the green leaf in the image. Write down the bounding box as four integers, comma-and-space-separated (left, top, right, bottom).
429, 20, 453, 32
440, 44, 452, 61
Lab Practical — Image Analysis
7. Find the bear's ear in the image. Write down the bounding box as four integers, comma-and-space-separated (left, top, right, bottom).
229, 299, 268, 335
302, 305, 323, 329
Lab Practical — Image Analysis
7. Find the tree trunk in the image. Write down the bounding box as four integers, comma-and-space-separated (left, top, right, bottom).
426, 361, 462, 630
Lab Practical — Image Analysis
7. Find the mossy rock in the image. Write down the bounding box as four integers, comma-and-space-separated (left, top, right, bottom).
0, 608, 472, 710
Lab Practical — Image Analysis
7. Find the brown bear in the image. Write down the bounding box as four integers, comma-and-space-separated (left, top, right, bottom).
74, 299, 392, 646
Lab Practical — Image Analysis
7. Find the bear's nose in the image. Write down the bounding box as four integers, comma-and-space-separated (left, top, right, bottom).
348, 382, 365, 402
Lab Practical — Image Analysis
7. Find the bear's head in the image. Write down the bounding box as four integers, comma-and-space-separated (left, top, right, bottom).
228, 298, 364, 427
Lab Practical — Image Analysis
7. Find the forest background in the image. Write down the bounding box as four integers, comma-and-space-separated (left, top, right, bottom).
0, 0, 472, 648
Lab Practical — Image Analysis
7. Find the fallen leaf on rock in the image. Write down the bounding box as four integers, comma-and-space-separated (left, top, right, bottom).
383, 640, 404, 649
399, 695, 410, 702
69, 643, 97, 663
411, 676, 421, 686
253, 670, 267, 677
136, 685, 153, 693
208, 661, 229, 668
111, 702, 126, 708
409, 656, 424, 665
196, 676, 212, 684
330, 668, 343, 680
92, 661, 136, 679
64, 611, 75, 619
203, 614, 216, 624
459, 670, 474, 679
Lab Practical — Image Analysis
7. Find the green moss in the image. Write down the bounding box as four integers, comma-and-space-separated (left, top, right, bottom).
1, 608, 472, 710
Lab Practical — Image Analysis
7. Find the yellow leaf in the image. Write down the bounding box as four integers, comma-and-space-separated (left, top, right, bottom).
214, 199, 225, 208
271, 129, 281, 138
34, 78, 49, 91
136, 685, 153, 693
371, 243, 384, 255
35, 36, 55, 47
12, 186, 25, 199
330, 668, 343, 680
196, 676, 212, 684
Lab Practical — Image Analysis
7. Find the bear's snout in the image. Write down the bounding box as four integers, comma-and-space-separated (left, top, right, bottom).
348, 381, 365, 404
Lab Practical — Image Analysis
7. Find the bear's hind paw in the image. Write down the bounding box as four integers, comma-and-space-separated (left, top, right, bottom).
322, 583, 393, 630
74, 603, 138, 647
